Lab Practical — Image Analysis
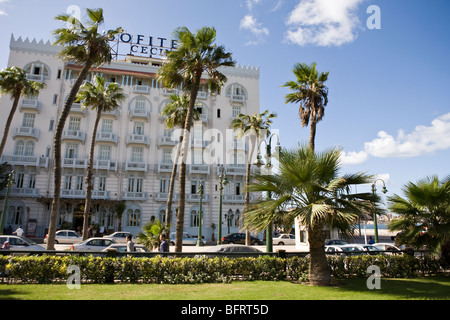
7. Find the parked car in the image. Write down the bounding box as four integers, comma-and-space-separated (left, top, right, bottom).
325, 239, 348, 246
44, 230, 82, 244
71, 237, 116, 251
169, 232, 198, 246
102, 243, 150, 253
272, 234, 295, 245
0, 235, 45, 251
362, 245, 381, 255
204, 244, 262, 253
221, 233, 263, 245
372, 243, 402, 253
325, 244, 368, 256
104, 231, 134, 244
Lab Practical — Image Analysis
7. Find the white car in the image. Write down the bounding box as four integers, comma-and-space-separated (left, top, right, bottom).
0, 235, 45, 251
44, 230, 82, 244
103, 232, 134, 244
272, 234, 296, 245
325, 244, 368, 255
102, 243, 151, 253
169, 232, 198, 246
372, 243, 402, 253
71, 237, 116, 251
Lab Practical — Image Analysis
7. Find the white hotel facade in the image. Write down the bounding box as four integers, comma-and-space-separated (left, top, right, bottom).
0, 35, 262, 240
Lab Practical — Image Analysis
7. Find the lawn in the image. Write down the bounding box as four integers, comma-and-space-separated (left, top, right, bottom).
0, 277, 449, 300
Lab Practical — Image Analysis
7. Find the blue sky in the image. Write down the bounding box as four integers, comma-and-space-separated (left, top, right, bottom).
0, 0, 449, 200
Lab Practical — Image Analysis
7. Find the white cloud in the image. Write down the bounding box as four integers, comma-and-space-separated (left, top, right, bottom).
245, 0, 262, 11
240, 14, 269, 37
285, 0, 364, 47
341, 112, 450, 165
0, 0, 9, 16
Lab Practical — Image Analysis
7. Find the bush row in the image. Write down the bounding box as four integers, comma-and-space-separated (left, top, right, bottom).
0, 254, 446, 284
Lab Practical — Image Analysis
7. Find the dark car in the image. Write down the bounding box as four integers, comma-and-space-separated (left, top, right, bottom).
221, 233, 263, 245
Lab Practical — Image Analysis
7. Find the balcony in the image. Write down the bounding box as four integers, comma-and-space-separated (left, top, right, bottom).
96, 132, 118, 144
158, 163, 174, 173
230, 94, 246, 104
0, 188, 40, 198
19, 99, 41, 113
223, 165, 246, 176
133, 85, 150, 94
93, 160, 118, 171
101, 109, 119, 119
162, 88, 179, 96
61, 189, 85, 199
1, 155, 48, 168
26, 74, 44, 82
186, 194, 210, 203
92, 190, 111, 200
158, 136, 178, 147
125, 162, 148, 172
129, 108, 150, 121
197, 91, 208, 100
13, 127, 40, 140
222, 194, 245, 204
126, 134, 150, 147
191, 138, 209, 148
122, 191, 148, 201
69, 103, 87, 116
62, 158, 88, 169
188, 164, 210, 175
62, 130, 86, 142
154, 193, 178, 202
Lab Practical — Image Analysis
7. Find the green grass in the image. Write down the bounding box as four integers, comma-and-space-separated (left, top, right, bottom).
0, 277, 449, 300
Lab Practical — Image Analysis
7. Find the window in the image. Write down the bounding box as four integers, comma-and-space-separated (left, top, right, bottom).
190, 209, 199, 227
98, 177, 106, 192
126, 208, 141, 227
53, 94, 58, 105
135, 97, 146, 109
217, 109, 221, 118
131, 147, 143, 162
128, 176, 143, 193
8, 206, 24, 225
65, 144, 78, 159
57, 69, 62, 79
162, 149, 172, 164
64, 176, 72, 190
22, 113, 35, 128
232, 106, 241, 118
190, 180, 205, 195
16, 174, 25, 188
101, 119, 113, 133
76, 176, 83, 190
159, 178, 169, 193
49, 119, 55, 131
98, 145, 111, 161
235, 183, 241, 196
14, 141, 35, 156
133, 122, 145, 135
234, 210, 241, 227
28, 174, 36, 189
68, 117, 81, 131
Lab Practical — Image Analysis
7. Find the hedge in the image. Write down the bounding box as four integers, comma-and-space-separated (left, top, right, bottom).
0, 254, 446, 284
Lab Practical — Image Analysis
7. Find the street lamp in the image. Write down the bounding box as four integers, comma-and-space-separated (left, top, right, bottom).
371, 179, 388, 243
217, 165, 229, 245
0, 170, 15, 235
196, 182, 204, 246
254, 133, 281, 253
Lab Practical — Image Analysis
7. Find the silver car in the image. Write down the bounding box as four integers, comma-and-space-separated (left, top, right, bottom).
71, 237, 116, 251
0, 235, 45, 251
44, 230, 82, 244
103, 232, 134, 244
272, 234, 296, 245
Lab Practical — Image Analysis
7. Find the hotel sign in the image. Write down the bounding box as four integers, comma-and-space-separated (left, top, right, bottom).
110, 33, 178, 58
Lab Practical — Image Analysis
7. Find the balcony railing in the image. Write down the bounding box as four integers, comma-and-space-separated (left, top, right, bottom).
230, 94, 246, 103
197, 91, 208, 100
222, 194, 245, 204
158, 136, 178, 147
162, 88, 179, 96
62, 130, 86, 142
223, 165, 246, 176
13, 127, 40, 140
94, 160, 118, 171
133, 85, 150, 94
62, 158, 88, 169
129, 108, 150, 121
0, 155, 48, 168
96, 132, 118, 144
154, 193, 179, 202
61, 189, 86, 199
158, 163, 174, 173
92, 190, 111, 200
122, 191, 148, 201
125, 162, 148, 172
69, 103, 87, 116
188, 164, 210, 175
186, 194, 210, 203
26, 74, 44, 82
126, 134, 150, 146
0, 188, 40, 198
19, 99, 41, 113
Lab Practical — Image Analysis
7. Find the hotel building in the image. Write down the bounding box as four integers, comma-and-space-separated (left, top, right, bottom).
0, 34, 261, 240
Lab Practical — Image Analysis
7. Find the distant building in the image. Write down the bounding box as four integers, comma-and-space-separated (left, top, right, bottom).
0, 34, 261, 239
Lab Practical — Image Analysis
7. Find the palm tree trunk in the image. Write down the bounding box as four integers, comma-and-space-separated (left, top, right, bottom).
175, 71, 201, 252
244, 136, 256, 246
46, 62, 93, 250
308, 223, 332, 286
82, 107, 102, 240
0, 93, 21, 158
309, 95, 316, 152
165, 135, 182, 233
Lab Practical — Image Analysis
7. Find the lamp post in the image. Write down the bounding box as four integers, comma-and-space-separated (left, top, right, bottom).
0, 171, 15, 235
196, 182, 204, 246
254, 134, 281, 253
217, 166, 228, 245
371, 179, 388, 243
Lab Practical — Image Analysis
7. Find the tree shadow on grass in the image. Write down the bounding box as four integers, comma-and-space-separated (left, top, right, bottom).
0, 288, 28, 300
336, 277, 450, 300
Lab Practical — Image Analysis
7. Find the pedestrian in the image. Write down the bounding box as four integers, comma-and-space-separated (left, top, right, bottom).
87, 225, 93, 238
368, 236, 375, 245
159, 233, 169, 253
1, 241, 10, 250
13, 225, 24, 237
126, 234, 135, 252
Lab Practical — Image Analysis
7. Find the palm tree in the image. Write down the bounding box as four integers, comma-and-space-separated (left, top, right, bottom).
0, 66, 46, 158
245, 144, 378, 286
231, 110, 277, 245
76, 75, 125, 240
388, 175, 450, 255
46, 8, 123, 250
138, 219, 167, 251
160, 94, 200, 234
157, 26, 234, 252
283, 62, 329, 152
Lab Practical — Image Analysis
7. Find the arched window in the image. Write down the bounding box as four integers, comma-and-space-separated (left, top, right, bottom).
23, 62, 50, 80
159, 209, 166, 223
190, 209, 199, 227
126, 208, 141, 227
234, 210, 241, 227
7, 206, 23, 225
